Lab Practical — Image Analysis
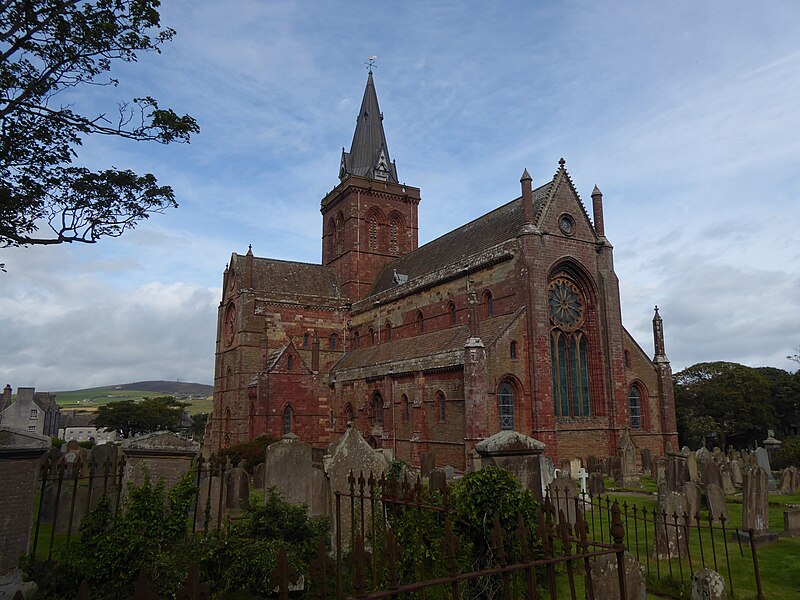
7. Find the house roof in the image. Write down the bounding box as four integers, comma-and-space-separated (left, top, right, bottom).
369, 181, 551, 296
332, 310, 522, 378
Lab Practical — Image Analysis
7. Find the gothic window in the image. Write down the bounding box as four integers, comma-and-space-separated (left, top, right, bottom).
354, 331, 360, 349
628, 385, 642, 429
369, 328, 375, 345
373, 391, 384, 426
510, 341, 517, 359
369, 214, 378, 250
329, 409, 335, 430
437, 391, 446, 422
327, 217, 336, 258
549, 277, 591, 418
449, 301, 457, 325
389, 220, 398, 254
402, 394, 410, 421
283, 405, 293, 435
417, 310, 424, 333
344, 404, 354, 424
624, 350, 631, 368
484, 291, 494, 317
303, 333, 309, 348
335, 212, 344, 256
385, 322, 392, 341
498, 382, 514, 431
287, 355, 293, 371
330, 333, 338, 349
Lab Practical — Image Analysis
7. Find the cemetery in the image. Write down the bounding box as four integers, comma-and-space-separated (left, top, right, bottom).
2, 423, 800, 599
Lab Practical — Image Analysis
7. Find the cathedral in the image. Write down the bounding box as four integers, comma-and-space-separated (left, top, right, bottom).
210, 72, 678, 469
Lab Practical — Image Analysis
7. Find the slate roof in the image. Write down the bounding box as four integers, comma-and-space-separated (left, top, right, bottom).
340, 72, 398, 183
370, 181, 551, 295
236, 255, 343, 299
332, 310, 522, 376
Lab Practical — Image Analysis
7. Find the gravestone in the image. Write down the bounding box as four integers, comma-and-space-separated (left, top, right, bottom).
429, 468, 447, 494
741, 466, 776, 543
616, 428, 641, 488
587, 455, 599, 474
225, 466, 249, 513
656, 458, 667, 484
324, 424, 389, 546
762, 430, 782, 460
588, 472, 605, 497
778, 466, 799, 495
587, 552, 646, 600
196, 472, 223, 531
686, 453, 699, 483
704, 484, 728, 522
122, 431, 199, 490
540, 455, 556, 499
420, 451, 435, 478
475, 430, 546, 502
683, 481, 701, 520
703, 460, 722, 489
264, 433, 314, 508
443, 465, 455, 480
696, 447, 712, 463
641, 448, 652, 475
55, 486, 89, 534
719, 466, 735, 495
547, 475, 577, 526
729, 460, 743, 487
784, 511, 800, 536
569, 457, 582, 480
653, 491, 689, 559
252, 463, 265, 490
666, 452, 688, 492
753, 447, 777, 490
691, 568, 727, 600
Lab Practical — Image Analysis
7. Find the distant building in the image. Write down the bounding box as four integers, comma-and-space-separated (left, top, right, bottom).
60, 425, 117, 445
0, 385, 61, 437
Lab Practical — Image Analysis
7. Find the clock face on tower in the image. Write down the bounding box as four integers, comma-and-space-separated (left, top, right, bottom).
224, 302, 236, 345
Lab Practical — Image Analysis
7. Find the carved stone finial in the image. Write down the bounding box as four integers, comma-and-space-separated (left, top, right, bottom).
559, 157, 566, 167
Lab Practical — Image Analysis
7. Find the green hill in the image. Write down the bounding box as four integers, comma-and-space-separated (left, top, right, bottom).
53, 381, 213, 415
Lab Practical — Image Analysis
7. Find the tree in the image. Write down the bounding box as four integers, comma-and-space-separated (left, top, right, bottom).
92, 395, 186, 438
674, 362, 776, 449
0, 0, 198, 259
190, 412, 208, 442
757, 366, 800, 438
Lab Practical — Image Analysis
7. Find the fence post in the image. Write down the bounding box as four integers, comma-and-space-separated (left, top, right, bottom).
748, 530, 765, 600
611, 501, 627, 600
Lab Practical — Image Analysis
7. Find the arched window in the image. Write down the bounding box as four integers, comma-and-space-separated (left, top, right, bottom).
369, 214, 378, 250
498, 382, 514, 431
389, 220, 398, 254
628, 386, 642, 429
624, 350, 631, 368
287, 355, 293, 371
330, 333, 338, 349
283, 405, 293, 435
303, 333, 309, 348
549, 277, 591, 418
484, 291, 494, 317
385, 322, 392, 341
327, 217, 336, 258
437, 391, 446, 422
353, 331, 360, 349
329, 409, 335, 430
417, 310, 424, 333
402, 394, 409, 421
344, 404, 354, 424
335, 212, 344, 256
372, 391, 383, 426
449, 302, 457, 325
510, 341, 517, 359
369, 328, 375, 345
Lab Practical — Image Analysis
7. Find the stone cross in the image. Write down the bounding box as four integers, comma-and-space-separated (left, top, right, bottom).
578, 468, 588, 496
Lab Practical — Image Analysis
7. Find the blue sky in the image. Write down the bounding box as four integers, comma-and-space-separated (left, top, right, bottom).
2, 1, 799, 390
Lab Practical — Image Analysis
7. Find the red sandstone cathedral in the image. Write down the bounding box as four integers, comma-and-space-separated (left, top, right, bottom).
210, 72, 678, 468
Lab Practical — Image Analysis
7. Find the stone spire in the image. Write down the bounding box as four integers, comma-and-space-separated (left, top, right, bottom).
653, 305, 667, 361
339, 72, 398, 183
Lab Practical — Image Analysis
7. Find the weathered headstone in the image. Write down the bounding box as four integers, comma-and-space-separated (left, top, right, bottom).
122, 431, 199, 490
547, 475, 577, 525
696, 447, 712, 463
588, 472, 605, 497
683, 481, 701, 520
587, 552, 646, 600
475, 430, 545, 502
225, 466, 249, 513
666, 452, 688, 492
783, 511, 800, 536
324, 425, 389, 546
703, 460, 722, 489
641, 448, 652, 475
779, 467, 799, 495
719, 466, 735, 495
264, 433, 314, 508
741, 466, 776, 543
587, 455, 599, 474
653, 492, 689, 559
420, 451, 435, 478
569, 457, 582, 480
753, 447, 777, 490
656, 457, 667, 484
704, 484, 728, 522
616, 428, 641, 488
429, 468, 447, 495
540, 455, 555, 499
252, 462, 265, 490
686, 452, 699, 483
729, 460, 743, 487
691, 568, 727, 600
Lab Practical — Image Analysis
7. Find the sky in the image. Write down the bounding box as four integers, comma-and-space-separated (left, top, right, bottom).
2, 1, 799, 391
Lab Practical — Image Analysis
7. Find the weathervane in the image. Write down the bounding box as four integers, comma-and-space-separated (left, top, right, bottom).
365, 56, 377, 74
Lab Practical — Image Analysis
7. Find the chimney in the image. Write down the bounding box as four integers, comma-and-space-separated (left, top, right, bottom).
591, 185, 605, 238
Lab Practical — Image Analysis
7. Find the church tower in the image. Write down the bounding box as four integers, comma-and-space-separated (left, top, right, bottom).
321, 71, 420, 302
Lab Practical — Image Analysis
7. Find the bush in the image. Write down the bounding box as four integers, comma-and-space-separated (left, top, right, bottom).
216, 434, 278, 471
772, 436, 800, 469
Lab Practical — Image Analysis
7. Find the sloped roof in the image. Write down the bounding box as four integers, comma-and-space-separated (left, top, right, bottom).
332, 311, 522, 376
233, 255, 343, 299
370, 182, 551, 295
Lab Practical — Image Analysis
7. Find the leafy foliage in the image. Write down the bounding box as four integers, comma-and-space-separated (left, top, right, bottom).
757, 366, 800, 438
0, 0, 198, 254
91, 395, 187, 438
772, 436, 800, 470
674, 362, 776, 449
190, 412, 208, 443
216, 434, 278, 471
